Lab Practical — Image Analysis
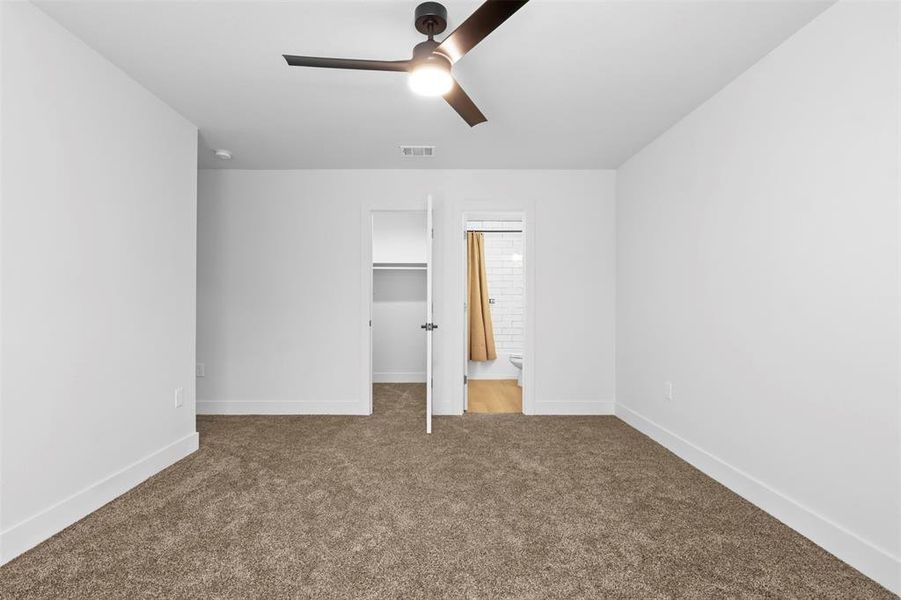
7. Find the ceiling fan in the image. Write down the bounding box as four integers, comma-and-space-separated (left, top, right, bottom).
282, 1, 529, 127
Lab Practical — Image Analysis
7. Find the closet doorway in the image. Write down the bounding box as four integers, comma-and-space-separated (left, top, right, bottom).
368, 202, 435, 432
463, 215, 526, 414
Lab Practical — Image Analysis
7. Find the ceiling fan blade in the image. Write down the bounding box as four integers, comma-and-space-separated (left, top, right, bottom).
283, 55, 410, 72
435, 0, 529, 64
443, 80, 487, 127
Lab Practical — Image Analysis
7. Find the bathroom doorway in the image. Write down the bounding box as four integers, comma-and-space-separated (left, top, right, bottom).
463, 216, 526, 414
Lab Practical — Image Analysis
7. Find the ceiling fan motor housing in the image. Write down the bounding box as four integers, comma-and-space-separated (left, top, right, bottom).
415, 2, 448, 36
413, 39, 439, 57
412, 39, 448, 68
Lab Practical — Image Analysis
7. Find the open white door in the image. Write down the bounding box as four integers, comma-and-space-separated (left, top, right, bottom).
463, 223, 469, 413
424, 195, 435, 433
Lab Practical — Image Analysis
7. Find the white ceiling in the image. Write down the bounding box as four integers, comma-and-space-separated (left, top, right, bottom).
36, 0, 831, 169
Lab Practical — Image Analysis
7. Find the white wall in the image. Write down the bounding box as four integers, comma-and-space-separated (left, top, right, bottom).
372, 211, 426, 264
197, 170, 616, 416
0, 0, 6, 552
0, 2, 198, 564
372, 270, 426, 383
616, 1, 899, 592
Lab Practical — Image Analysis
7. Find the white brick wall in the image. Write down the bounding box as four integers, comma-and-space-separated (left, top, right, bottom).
469, 223, 524, 355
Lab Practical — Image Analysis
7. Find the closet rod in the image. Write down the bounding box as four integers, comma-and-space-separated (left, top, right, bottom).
466, 230, 523, 233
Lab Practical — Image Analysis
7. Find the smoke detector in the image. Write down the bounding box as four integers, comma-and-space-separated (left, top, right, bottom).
400, 145, 435, 157
213, 149, 233, 160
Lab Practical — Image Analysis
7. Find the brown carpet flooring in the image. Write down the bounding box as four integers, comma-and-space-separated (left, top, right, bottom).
0, 384, 893, 599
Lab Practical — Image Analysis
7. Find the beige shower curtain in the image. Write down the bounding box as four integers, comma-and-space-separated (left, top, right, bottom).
468, 232, 497, 361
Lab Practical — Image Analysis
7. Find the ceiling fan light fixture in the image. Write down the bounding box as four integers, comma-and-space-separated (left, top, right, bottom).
282, 1, 530, 125
408, 64, 453, 97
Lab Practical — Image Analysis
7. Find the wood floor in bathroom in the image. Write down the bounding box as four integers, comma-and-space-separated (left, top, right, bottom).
467, 379, 522, 413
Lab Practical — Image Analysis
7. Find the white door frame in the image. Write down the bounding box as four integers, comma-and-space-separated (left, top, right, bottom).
461, 210, 533, 414
361, 208, 374, 415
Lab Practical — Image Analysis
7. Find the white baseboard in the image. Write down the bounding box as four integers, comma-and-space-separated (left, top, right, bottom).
531, 400, 616, 415
0, 431, 199, 566
372, 372, 426, 383
197, 400, 369, 415
615, 403, 900, 595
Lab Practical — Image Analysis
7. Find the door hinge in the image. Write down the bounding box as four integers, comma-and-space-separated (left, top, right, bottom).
369, 319, 372, 327
463, 374, 468, 385
420, 322, 438, 331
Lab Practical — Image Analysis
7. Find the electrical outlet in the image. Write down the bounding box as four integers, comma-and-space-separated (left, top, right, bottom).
196, 363, 205, 377
664, 381, 673, 401
174, 386, 184, 408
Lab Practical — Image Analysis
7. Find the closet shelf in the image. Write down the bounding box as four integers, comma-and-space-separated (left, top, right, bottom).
373, 262, 427, 271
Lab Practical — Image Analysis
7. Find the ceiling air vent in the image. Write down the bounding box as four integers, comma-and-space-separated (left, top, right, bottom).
400, 145, 435, 157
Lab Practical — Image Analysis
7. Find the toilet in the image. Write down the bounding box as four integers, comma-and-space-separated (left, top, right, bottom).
509, 353, 523, 387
